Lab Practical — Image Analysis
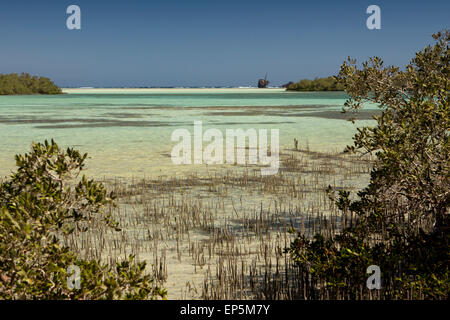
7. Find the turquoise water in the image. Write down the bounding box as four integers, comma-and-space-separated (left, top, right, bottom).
0, 89, 376, 179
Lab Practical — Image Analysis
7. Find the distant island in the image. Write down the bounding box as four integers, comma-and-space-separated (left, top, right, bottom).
0, 73, 62, 95
285, 76, 344, 91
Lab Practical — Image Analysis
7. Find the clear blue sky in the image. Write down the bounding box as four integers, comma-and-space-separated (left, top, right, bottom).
0, 0, 448, 87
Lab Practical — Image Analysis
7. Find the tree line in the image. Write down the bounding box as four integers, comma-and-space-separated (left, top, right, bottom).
0, 73, 62, 95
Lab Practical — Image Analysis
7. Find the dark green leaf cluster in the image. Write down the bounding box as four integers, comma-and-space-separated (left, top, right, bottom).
0, 140, 166, 299
288, 31, 449, 299
0, 73, 62, 95
286, 76, 345, 91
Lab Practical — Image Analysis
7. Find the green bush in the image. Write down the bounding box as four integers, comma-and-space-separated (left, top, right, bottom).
0, 73, 62, 95
288, 31, 449, 299
0, 140, 166, 299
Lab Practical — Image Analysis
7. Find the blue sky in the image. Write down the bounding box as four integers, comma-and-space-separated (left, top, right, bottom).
0, 0, 448, 87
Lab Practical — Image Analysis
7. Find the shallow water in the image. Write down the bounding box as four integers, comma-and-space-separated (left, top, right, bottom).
0, 88, 376, 179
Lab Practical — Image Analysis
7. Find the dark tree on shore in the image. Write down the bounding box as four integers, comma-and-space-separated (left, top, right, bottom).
288, 30, 449, 299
